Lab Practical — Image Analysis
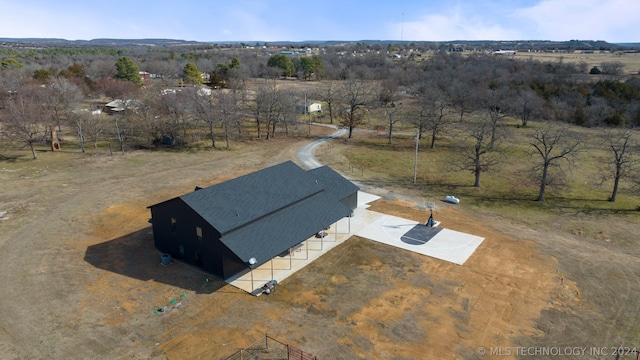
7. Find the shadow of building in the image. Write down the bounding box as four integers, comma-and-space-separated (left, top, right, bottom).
84, 226, 226, 294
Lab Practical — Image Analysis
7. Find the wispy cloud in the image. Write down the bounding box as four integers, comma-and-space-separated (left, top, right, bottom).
0, 0, 637, 42
393, 5, 521, 41
513, 0, 640, 41
386, 0, 638, 42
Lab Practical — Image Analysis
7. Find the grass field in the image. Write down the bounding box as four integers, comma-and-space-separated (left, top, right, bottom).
410, 49, 640, 75
318, 117, 640, 249
514, 51, 640, 75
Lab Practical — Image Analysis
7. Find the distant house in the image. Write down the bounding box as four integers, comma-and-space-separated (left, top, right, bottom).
297, 102, 322, 114
74, 108, 102, 116
493, 50, 516, 56
147, 161, 359, 280
139, 71, 162, 79
104, 99, 139, 113
160, 88, 178, 95
197, 87, 212, 96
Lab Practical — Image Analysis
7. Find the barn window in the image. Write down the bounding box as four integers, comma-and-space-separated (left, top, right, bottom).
171, 218, 177, 233
196, 227, 203, 242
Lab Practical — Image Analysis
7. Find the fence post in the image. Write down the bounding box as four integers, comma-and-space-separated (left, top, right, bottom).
265, 334, 268, 350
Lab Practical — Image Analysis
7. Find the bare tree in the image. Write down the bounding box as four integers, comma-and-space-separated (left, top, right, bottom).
479, 87, 510, 150
70, 112, 87, 153
626, 100, 640, 126
110, 99, 138, 154
158, 89, 191, 142
584, 97, 613, 127
278, 89, 298, 137
225, 65, 248, 93
576, 61, 589, 74
86, 59, 117, 79
47, 77, 83, 133
339, 79, 374, 139
247, 80, 294, 140
600, 61, 624, 79
0, 69, 26, 95
189, 87, 239, 149
84, 114, 106, 149
94, 78, 139, 100
462, 115, 502, 187
262, 86, 286, 140
530, 125, 583, 201
249, 80, 274, 139
601, 129, 637, 202
134, 88, 167, 148
114, 117, 126, 155
415, 84, 451, 149
447, 79, 474, 122
511, 88, 544, 127
189, 88, 219, 148
47, 78, 87, 152
218, 91, 239, 149
315, 81, 339, 124
377, 80, 403, 144
1, 87, 50, 159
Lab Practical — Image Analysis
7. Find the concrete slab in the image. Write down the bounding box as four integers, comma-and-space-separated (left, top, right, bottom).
357, 191, 380, 208
417, 228, 485, 265
355, 211, 484, 265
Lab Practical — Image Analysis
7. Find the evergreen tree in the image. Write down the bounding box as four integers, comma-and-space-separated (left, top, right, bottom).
296, 56, 324, 80
267, 54, 295, 77
33, 69, 53, 82
1, 57, 23, 69
114, 56, 142, 85
183, 62, 203, 85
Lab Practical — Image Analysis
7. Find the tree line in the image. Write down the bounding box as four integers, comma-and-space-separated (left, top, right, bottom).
1, 46, 639, 202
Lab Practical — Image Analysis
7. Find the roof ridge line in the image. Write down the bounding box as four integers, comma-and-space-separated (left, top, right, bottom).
220, 188, 325, 237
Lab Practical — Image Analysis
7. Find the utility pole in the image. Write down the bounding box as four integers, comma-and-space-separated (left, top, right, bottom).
305, 92, 311, 135
401, 13, 404, 43
413, 129, 419, 184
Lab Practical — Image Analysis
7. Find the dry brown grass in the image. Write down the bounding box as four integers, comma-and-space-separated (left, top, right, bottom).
514, 51, 640, 74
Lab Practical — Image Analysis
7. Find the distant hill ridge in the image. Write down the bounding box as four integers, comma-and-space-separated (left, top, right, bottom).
0, 38, 201, 46
0, 38, 636, 50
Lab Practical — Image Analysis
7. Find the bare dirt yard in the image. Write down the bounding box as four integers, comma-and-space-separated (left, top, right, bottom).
0, 126, 638, 359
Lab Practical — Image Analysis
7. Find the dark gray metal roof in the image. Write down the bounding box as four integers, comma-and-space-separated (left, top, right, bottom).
221, 191, 351, 265
307, 166, 359, 201
180, 161, 324, 235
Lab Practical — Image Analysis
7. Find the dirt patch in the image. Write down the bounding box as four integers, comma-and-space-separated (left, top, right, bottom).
154, 198, 575, 359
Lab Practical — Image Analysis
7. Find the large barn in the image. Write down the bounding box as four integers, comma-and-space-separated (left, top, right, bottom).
148, 161, 359, 280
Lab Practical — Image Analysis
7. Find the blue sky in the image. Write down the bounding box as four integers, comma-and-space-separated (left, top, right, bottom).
0, 0, 637, 42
